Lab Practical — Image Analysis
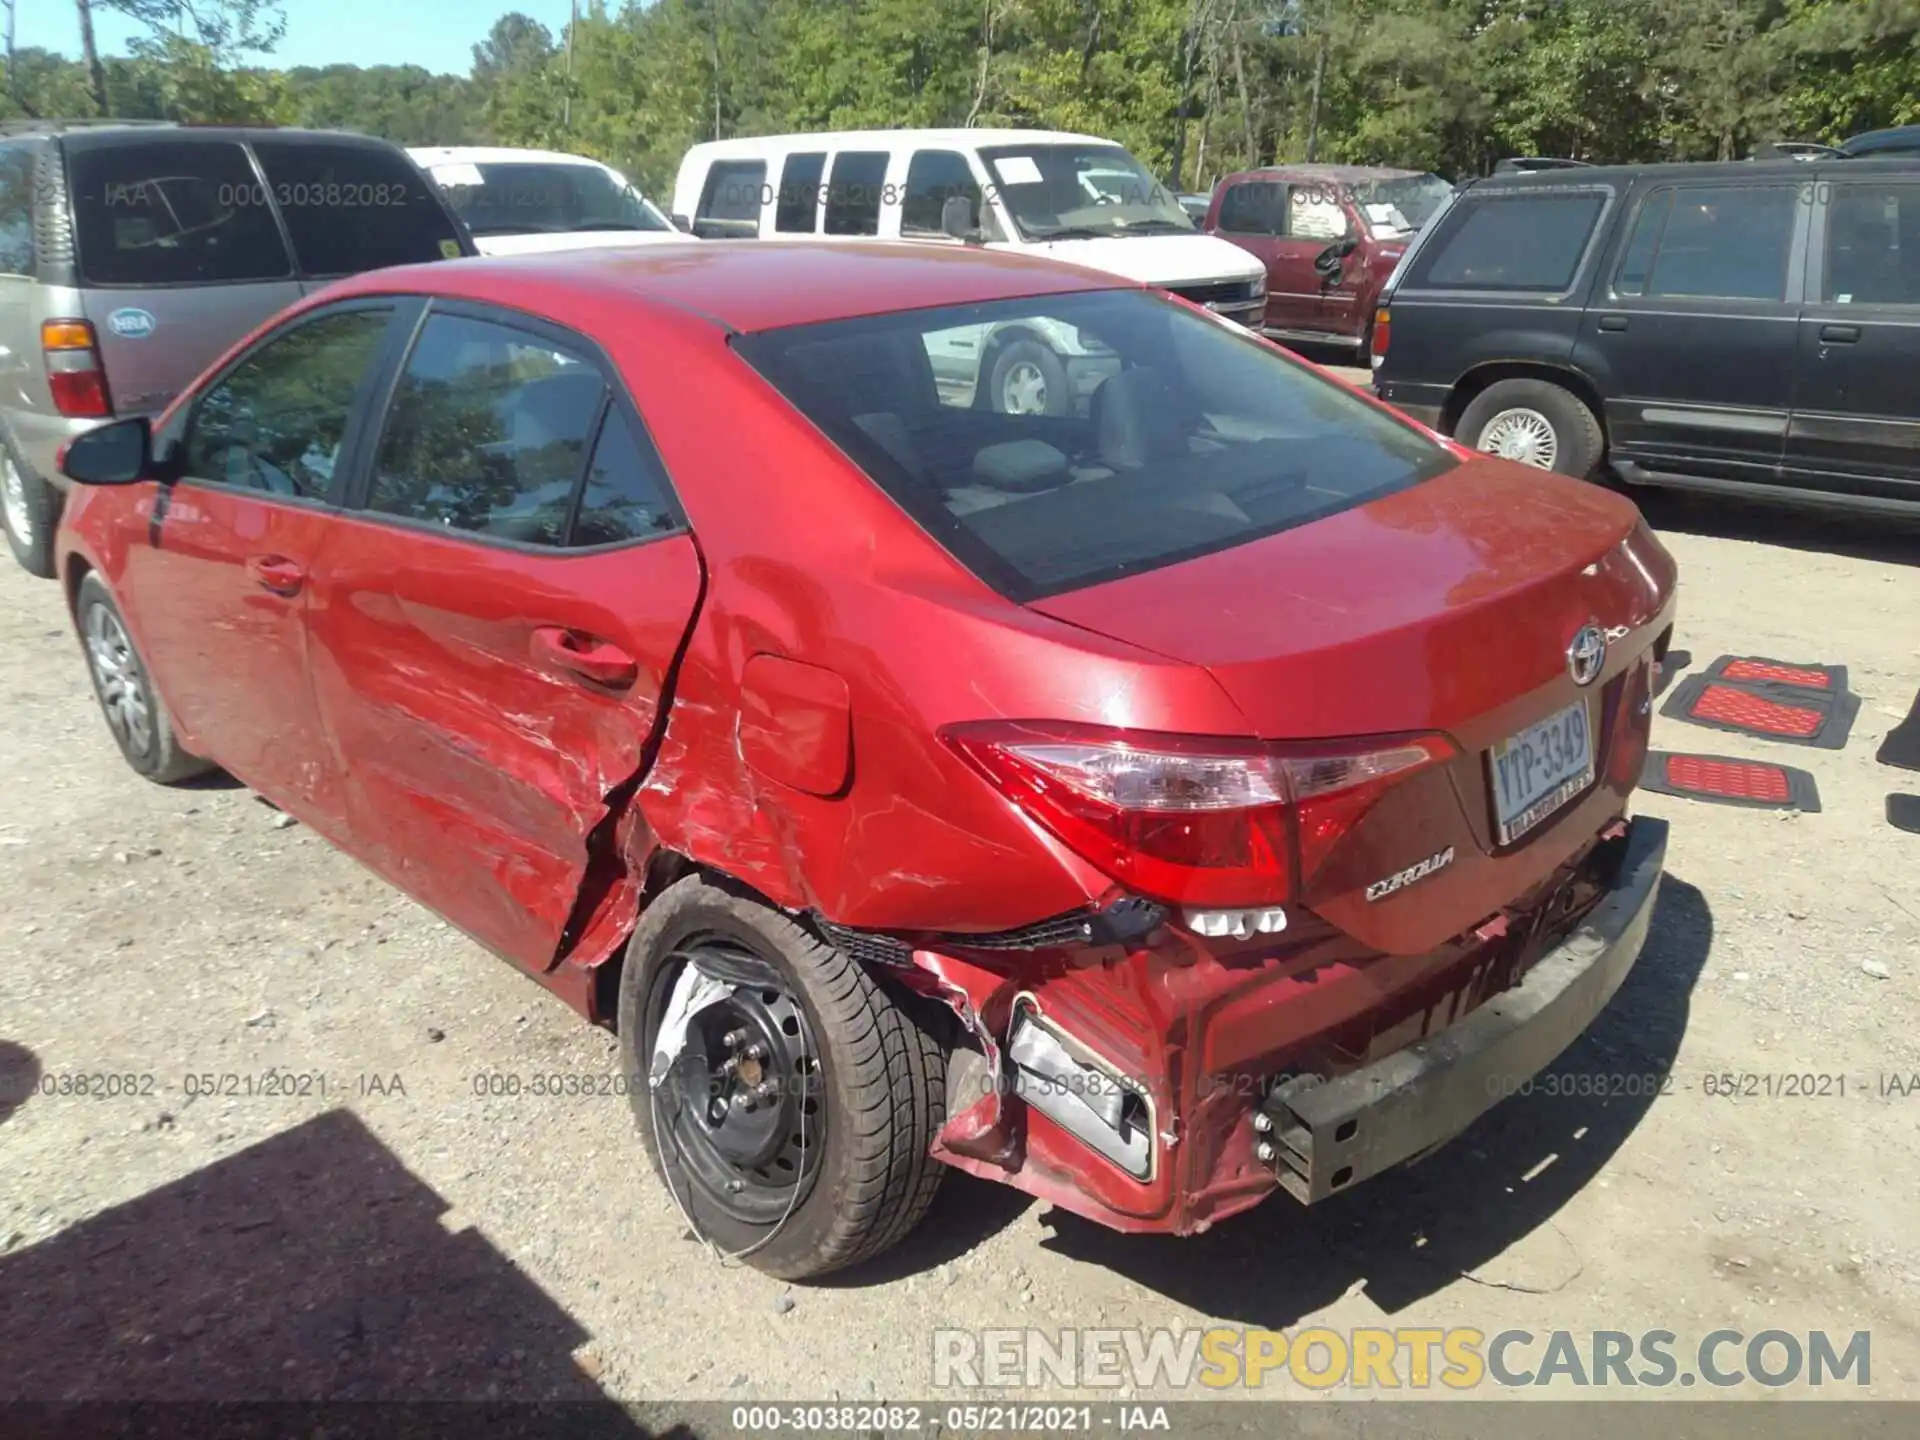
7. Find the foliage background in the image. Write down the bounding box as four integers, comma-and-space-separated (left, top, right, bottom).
11, 0, 1920, 195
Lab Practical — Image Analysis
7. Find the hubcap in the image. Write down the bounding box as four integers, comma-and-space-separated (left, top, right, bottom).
1000, 360, 1050, 415
85, 603, 153, 755
1, 454, 29, 547
651, 939, 823, 1225
1477, 407, 1559, 470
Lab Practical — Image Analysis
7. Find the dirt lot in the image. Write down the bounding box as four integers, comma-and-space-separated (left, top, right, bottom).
3, 460, 1919, 1417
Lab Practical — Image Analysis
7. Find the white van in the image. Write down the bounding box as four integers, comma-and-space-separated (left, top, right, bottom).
410, 145, 689, 256
669, 129, 1267, 415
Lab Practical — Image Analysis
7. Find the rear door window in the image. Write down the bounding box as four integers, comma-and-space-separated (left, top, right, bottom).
252, 140, 465, 277
68, 140, 292, 286
1824, 181, 1920, 305
696, 160, 765, 238
1612, 185, 1796, 302
776, 153, 825, 234
365, 311, 607, 546
825, 151, 889, 236
1407, 189, 1606, 292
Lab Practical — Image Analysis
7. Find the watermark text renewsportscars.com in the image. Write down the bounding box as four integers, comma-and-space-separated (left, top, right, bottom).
932, 1326, 1870, 1391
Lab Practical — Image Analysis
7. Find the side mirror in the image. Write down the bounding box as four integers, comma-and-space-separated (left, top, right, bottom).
670, 212, 692, 233
1313, 237, 1358, 281
59, 416, 153, 486
941, 195, 983, 243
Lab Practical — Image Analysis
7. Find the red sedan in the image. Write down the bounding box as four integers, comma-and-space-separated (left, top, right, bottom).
55, 241, 1676, 1279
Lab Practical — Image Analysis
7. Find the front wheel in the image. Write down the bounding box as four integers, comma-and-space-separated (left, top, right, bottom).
987, 339, 1072, 417
620, 874, 947, 1280
1457, 378, 1604, 479
75, 572, 212, 784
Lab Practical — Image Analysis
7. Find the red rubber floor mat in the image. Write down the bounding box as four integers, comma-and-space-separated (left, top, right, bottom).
1661, 675, 1860, 750
1639, 751, 1821, 812
1701, 655, 1849, 694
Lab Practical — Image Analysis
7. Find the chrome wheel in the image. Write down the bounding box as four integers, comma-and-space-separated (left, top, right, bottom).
85, 603, 153, 756
1, 453, 30, 548
999, 359, 1051, 415
1477, 407, 1559, 469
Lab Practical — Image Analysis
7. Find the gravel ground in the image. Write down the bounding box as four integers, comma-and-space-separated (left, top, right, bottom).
3, 464, 1919, 1418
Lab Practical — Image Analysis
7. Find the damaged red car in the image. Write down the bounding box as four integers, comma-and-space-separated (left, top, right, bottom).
54, 241, 1676, 1280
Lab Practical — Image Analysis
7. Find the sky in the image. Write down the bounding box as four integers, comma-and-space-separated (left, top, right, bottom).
32, 2, 587, 78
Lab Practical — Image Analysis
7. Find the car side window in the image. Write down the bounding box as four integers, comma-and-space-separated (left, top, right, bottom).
569, 408, 682, 547
1613, 184, 1795, 302
776, 152, 825, 234
1218, 181, 1284, 236
182, 307, 393, 500
1824, 182, 1920, 305
0, 146, 32, 276
366, 312, 606, 545
902, 150, 982, 236
824, 151, 889, 236
696, 160, 765, 238
1410, 191, 1606, 292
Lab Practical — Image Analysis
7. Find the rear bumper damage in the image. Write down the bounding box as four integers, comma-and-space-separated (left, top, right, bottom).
918, 815, 1668, 1235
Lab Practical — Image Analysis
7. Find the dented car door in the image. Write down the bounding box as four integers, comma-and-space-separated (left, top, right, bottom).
303, 302, 702, 974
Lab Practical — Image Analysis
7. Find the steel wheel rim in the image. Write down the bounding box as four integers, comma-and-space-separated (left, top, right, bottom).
1, 454, 29, 547
85, 603, 152, 754
1000, 360, 1050, 415
1478, 407, 1559, 469
650, 938, 823, 1225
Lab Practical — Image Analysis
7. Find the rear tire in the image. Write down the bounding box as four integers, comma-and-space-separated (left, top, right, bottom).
1457, 378, 1604, 479
1, 436, 60, 579
620, 874, 947, 1280
75, 572, 212, 784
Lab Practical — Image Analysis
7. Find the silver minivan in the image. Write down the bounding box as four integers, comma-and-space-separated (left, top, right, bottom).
0, 120, 476, 576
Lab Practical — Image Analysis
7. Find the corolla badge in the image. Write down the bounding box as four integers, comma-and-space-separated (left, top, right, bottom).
106, 308, 157, 339
1566, 623, 1607, 687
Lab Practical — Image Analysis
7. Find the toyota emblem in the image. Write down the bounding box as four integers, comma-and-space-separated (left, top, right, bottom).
1566, 623, 1607, 687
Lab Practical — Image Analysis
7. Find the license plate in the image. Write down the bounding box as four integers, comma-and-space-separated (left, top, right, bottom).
1489, 700, 1596, 845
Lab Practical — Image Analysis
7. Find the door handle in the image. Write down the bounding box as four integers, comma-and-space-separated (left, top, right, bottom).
1597, 315, 1629, 332
1819, 324, 1860, 344
531, 626, 639, 687
246, 554, 305, 596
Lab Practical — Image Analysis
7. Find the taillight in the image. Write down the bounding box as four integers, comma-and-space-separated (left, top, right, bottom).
942, 721, 1455, 907
1369, 307, 1391, 367
42, 319, 112, 418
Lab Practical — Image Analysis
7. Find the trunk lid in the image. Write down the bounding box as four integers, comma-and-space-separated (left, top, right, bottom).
1030, 459, 1676, 951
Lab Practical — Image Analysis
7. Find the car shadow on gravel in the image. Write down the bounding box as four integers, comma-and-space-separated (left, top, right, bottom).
1630, 487, 1920, 567
0, 1040, 41, 1128
0, 1107, 651, 1420
1038, 873, 1714, 1327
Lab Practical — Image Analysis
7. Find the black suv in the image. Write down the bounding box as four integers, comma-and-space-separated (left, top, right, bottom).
1370, 156, 1920, 517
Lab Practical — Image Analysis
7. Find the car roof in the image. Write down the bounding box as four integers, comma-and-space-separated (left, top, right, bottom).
56, 124, 400, 152
1465, 154, 1920, 190
323, 239, 1130, 334
1227, 163, 1430, 183
683, 128, 1121, 156
409, 145, 622, 170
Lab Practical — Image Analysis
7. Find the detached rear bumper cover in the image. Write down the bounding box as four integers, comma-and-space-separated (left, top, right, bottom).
1262, 815, 1668, 1204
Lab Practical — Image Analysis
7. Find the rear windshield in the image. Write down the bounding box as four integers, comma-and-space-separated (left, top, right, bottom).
252, 140, 466, 275
68, 140, 292, 286
733, 290, 1452, 601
